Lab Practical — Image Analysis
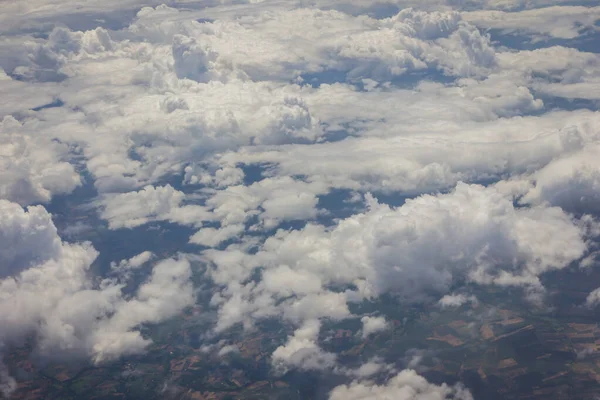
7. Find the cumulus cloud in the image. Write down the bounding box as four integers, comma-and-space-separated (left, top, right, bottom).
101, 184, 185, 229
329, 369, 473, 400
223, 94, 598, 196
522, 145, 600, 214
201, 182, 588, 373
437, 293, 478, 309
110, 251, 154, 280
0, 199, 194, 365
361, 316, 389, 338
249, 184, 586, 302
463, 6, 600, 40
2, 0, 600, 390
349, 359, 394, 378
272, 320, 337, 374
0, 116, 81, 206
585, 287, 600, 308
150, 7, 497, 82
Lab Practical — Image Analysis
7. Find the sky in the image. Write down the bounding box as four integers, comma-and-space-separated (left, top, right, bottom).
1, 0, 600, 398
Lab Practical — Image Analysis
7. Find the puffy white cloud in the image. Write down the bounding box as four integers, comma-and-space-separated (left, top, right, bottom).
110, 251, 154, 279
90, 257, 195, 363
200, 176, 328, 231
522, 145, 600, 214
155, 7, 496, 82
224, 92, 597, 195
201, 182, 588, 371
262, 265, 323, 297
0, 116, 81, 206
272, 320, 337, 374
250, 183, 586, 301
329, 369, 473, 400
585, 287, 600, 308
463, 6, 600, 40
0, 199, 194, 364
361, 316, 389, 338
437, 293, 478, 309
350, 359, 394, 378
189, 224, 245, 247
0, 199, 63, 276
101, 184, 185, 229
2, 0, 600, 386
126, 250, 154, 268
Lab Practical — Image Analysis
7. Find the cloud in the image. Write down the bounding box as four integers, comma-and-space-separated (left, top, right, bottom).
110, 251, 154, 280
189, 224, 245, 247
585, 287, 600, 308
350, 359, 394, 378
2, 0, 600, 390
437, 293, 478, 309
0, 359, 16, 398
223, 93, 597, 196
101, 184, 203, 229
101, 184, 182, 229
463, 6, 600, 40
329, 369, 473, 400
201, 182, 588, 372
0, 199, 194, 365
272, 320, 337, 374
249, 183, 586, 302
149, 7, 497, 82
0, 116, 81, 206
90, 257, 195, 363
522, 145, 600, 214
361, 316, 389, 338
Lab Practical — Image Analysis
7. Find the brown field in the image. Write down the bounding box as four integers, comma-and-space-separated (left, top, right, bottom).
542, 371, 568, 382
498, 358, 518, 369
480, 324, 494, 340
449, 320, 467, 329
492, 324, 534, 342
568, 323, 597, 332
499, 317, 525, 326
427, 333, 464, 347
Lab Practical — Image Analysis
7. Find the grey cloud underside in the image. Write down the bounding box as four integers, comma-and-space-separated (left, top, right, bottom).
1, 0, 600, 398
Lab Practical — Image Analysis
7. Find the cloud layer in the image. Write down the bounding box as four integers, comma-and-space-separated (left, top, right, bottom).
1, 0, 599, 396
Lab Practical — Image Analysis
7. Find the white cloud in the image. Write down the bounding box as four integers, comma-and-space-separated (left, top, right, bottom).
585, 287, 600, 308
250, 183, 586, 301
0, 199, 194, 365
0, 116, 81, 206
101, 184, 185, 229
262, 265, 323, 297
463, 6, 600, 40
201, 177, 328, 230
272, 320, 337, 374
110, 251, 154, 280
224, 94, 598, 196
2, 0, 600, 386
329, 369, 473, 400
189, 224, 245, 247
201, 182, 587, 369
437, 293, 478, 309
90, 257, 195, 363
522, 145, 600, 214
147, 7, 497, 82
218, 344, 239, 356
350, 359, 393, 378
361, 316, 389, 338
